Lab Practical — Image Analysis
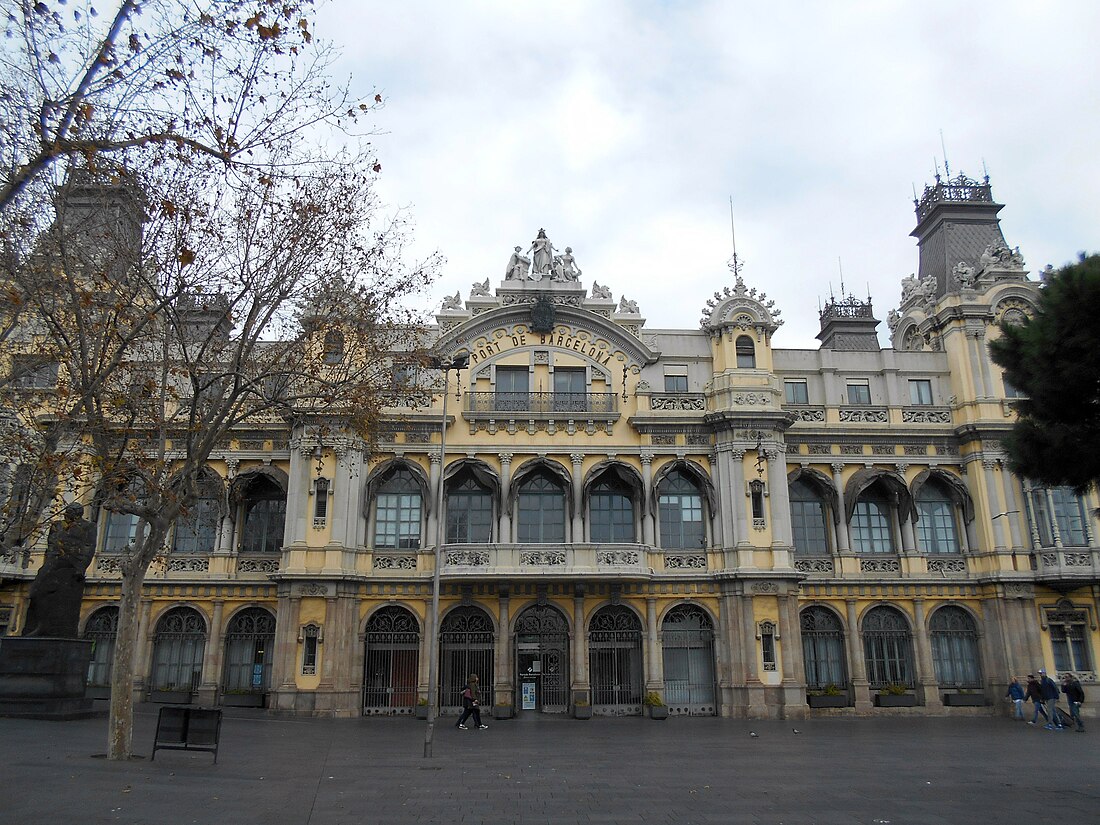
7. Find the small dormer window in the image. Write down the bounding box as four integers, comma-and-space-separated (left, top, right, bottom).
323, 330, 345, 365
735, 336, 756, 369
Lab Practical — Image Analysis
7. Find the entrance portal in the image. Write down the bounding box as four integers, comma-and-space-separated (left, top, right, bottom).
514, 604, 569, 713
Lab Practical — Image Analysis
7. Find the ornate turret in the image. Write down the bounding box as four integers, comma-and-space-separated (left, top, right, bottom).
910, 172, 1023, 300
816, 292, 880, 351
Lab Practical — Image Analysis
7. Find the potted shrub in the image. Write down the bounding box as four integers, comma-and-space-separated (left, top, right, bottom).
643, 691, 668, 720
414, 698, 428, 719
875, 682, 917, 707
149, 684, 192, 704
221, 690, 265, 708
807, 683, 848, 708
573, 698, 592, 720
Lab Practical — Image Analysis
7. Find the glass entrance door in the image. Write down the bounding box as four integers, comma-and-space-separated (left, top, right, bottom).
514, 604, 569, 713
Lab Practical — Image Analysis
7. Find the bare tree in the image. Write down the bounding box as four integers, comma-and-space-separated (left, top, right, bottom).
1, 0, 439, 760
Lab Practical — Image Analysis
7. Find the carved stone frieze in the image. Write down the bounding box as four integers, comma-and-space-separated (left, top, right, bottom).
238, 557, 280, 573
520, 550, 566, 566
167, 556, 210, 572
795, 558, 835, 574
597, 550, 640, 565
445, 549, 489, 566
902, 409, 952, 424
373, 555, 418, 570
927, 557, 967, 574
665, 553, 707, 569
860, 557, 900, 573
839, 409, 889, 423
650, 394, 706, 411
750, 581, 778, 593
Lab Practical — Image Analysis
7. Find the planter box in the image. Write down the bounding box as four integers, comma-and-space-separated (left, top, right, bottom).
414, 705, 428, 719
573, 705, 592, 720
150, 690, 193, 704
875, 693, 917, 707
492, 704, 514, 720
943, 693, 986, 707
647, 705, 669, 720
221, 693, 265, 708
85, 686, 111, 701
807, 694, 848, 708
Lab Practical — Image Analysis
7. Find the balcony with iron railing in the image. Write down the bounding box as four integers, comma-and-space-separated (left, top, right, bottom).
463, 392, 620, 434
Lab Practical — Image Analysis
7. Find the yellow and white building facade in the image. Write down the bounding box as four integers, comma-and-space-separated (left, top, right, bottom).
1, 173, 1097, 719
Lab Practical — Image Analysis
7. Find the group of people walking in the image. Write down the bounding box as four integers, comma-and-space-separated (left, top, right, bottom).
1005, 670, 1086, 731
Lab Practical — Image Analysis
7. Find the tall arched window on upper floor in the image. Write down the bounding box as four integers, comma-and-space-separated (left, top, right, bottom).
658, 470, 705, 550
172, 472, 222, 554
101, 476, 148, 553
445, 470, 493, 544
1029, 485, 1089, 548
239, 475, 286, 554
517, 472, 566, 543
735, 335, 756, 369
915, 479, 961, 554
374, 468, 423, 549
851, 489, 895, 553
790, 479, 829, 555
590, 477, 636, 543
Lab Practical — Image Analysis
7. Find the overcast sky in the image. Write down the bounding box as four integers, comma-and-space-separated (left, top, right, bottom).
323, 1, 1098, 348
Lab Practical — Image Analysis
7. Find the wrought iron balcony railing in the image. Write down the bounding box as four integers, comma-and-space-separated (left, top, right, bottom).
465, 392, 618, 415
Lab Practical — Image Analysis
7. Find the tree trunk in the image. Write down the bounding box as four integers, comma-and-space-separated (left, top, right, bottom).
107, 564, 148, 760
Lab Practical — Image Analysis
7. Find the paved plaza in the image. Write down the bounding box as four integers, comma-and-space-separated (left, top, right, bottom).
1, 707, 1096, 825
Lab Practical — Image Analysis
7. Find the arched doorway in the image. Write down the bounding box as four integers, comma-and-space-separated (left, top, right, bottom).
83, 606, 119, 699
221, 607, 275, 706
661, 604, 716, 715
440, 606, 495, 712
589, 605, 643, 715
514, 604, 569, 714
363, 606, 421, 715
150, 606, 207, 701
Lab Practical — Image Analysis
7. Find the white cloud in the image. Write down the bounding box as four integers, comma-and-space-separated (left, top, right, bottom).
322, 0, 1100, 348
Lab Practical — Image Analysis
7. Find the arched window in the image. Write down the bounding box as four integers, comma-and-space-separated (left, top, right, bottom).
861, 606, 914, 689
172, 474, 221, 554
439, 606, 494, 711
446, 472, 492, 544
240, 475, 286, 554
590, 478, 635, 543
790, 480, 829, 555
1046, 600, 1093, 672
363, 606, 421, 713
323, 329, 345, 364
851, 490, 895, 553
150, 607, 207, 694
517, 473, 565, 543
916, 479, 960, 553
1030, 486, 1088, 547
102, 477, 147, 553
658, 470, 705, 550
589, 605, 643, 710
661, 604, 716, 712
83, 606, 119, 690
735, 335, 756, 368
929, 606, 981, 688
801, 606, 847, 690
222, 607, 276, 697
374, 468, 422, 549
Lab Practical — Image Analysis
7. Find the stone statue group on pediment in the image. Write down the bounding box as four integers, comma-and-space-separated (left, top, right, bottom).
506, 229, 583, 283
978, 242, 1026, 271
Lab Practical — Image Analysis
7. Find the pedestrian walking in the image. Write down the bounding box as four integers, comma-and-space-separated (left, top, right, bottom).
1025, 674, 1048, 725
1061, 673, 1086, 732
1038, 669, 1063, 730
1005, 676, 1026, 720
455, 674, 489, 731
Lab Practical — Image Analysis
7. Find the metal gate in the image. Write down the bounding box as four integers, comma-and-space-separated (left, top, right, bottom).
661, 604, 716, 715
222, 607, 275, 696
514, 604, 569, 713
83, 606, 119, 690
150, 607, 207, 693
363, 606, 421, 714
589, 605, 643, 714
440, 606, 494, 712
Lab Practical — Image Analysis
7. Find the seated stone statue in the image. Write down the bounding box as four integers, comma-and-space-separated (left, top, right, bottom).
22, 503, 97, 638
505, 246, 531, 281
551, 247, 582, 282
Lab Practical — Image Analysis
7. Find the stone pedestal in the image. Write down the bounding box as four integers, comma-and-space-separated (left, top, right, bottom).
0, 637, 95, 720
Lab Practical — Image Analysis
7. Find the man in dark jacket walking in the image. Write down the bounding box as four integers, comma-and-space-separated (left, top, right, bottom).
1061, 673, 1086, 732
1025, 674, 1048, 725
1038, 669, 1063, 729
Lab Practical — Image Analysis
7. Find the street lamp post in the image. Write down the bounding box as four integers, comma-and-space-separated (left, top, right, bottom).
423, 351, 468, 758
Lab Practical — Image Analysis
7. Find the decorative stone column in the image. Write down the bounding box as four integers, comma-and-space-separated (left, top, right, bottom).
739, 589, 766, 717
767, 444, 793, 548
570, 453, 585, 541
831, 463, 851, 552
498, 453, 513, 542
572, 586, 589, 697
645, 597, 661, 691
495, 588, 512, 714
845, 598, 871, 711
716, 448, 736, 549
198, 599, 225, 703
133, 599, 153, 700
984, 459, 1007, 550
912, 598, 942, 709
777, 591, 808, 719
640, 453, 655, 546
319, 594, 337, 691
731, 450, 749, 547
427, 450, 441, 548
